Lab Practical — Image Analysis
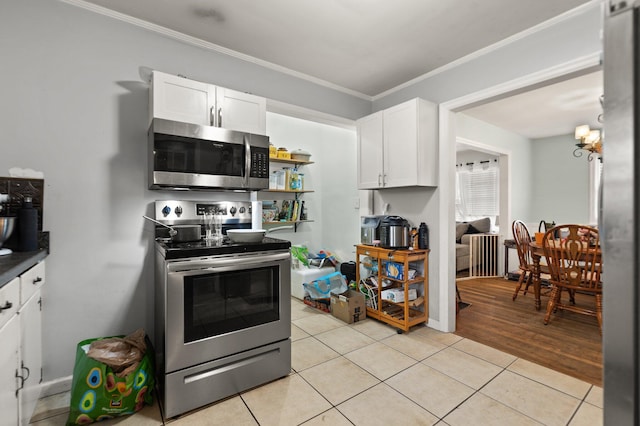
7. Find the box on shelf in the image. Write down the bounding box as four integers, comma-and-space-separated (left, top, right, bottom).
385, 261, 404, 280
381, 288, 418, 303
384, 262, 417, 280
330, 290, 366, 324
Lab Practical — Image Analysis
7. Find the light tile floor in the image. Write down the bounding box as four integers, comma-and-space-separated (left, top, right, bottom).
30, 298, 603, 426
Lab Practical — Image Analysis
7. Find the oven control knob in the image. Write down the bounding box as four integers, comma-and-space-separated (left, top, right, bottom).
175, 206, 183, 216
239, 206, 246, 214
229, 206, 237, 216
161, 206, 171, 217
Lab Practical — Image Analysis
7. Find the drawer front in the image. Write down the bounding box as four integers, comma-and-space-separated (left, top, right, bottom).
163, 339, 291, 419
0, 277, 20, 329
20, 261, 45, 305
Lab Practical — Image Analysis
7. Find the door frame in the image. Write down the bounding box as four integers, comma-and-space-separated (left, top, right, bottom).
455, 137, 512, 277
436, 53, 601, 332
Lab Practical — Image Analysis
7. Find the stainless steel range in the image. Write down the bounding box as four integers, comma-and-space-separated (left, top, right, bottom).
152, 200, 291, 419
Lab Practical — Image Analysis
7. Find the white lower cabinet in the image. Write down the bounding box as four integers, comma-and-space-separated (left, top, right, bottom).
19, 290, 42, 426
0, 260, 45, 426
0, 314, 20, 426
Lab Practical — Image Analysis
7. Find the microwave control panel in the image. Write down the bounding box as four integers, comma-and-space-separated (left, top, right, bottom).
250, 147, 269, 178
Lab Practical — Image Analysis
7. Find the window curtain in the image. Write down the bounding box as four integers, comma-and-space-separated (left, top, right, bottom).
455, 160, 499, 222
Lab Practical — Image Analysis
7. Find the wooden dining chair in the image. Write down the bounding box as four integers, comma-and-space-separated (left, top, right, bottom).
541, 224, 603, 334
511, 220, 534, 301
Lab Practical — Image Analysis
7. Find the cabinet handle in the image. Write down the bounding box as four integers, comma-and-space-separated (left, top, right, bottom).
210, 106, 215, 126
383, 174, 387, 186
218, 107, 222, 128
21, 362, 30, 381
0, 301, 12, 312
33, 276, 42, 285
15, 370, 25, 397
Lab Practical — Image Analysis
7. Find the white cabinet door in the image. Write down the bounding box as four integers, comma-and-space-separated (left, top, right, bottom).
216, 87, 267, 135
150, 71, 267, 134
0, 315, 19, 426
19, 291, 42, 426
357, 111, 384, 189
383, 99, 419, 188
356, 98, 438, 189
151, 71, 216, 126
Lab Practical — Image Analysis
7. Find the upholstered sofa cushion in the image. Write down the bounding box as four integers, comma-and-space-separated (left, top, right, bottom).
465, 217, 491, 234
455, 217, 492, 272
456, 243, 470, 257
455, 223, 469, 243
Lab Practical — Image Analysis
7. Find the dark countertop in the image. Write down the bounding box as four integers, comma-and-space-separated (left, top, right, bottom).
0, 249, 48, 288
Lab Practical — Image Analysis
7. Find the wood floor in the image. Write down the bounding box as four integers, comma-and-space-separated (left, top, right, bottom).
454, 276, 603, 387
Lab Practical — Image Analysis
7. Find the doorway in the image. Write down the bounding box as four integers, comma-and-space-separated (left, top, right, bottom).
437, 55, 602, 334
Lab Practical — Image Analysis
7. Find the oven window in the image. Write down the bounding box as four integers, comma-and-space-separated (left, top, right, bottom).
183, 265, 280, 343
154, 134, 244, 177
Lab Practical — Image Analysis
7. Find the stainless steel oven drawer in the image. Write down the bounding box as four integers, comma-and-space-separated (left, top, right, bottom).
162, 338, 291, 419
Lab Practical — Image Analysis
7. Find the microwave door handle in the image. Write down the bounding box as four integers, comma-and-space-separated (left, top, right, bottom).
244, 134, 251, 188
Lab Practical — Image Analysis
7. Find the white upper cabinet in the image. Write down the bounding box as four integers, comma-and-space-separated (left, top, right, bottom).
150, 71, 267, 135
216, 87, 267, 135
151, 72, 215, 126
357, 98, 438, 189
357, 111, 384, 189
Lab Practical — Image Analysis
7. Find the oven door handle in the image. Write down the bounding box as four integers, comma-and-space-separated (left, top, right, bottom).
166, 251, 290, 273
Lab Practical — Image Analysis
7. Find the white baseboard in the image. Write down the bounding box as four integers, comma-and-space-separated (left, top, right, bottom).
40, 376, 73, 398
427, 318, 444, 331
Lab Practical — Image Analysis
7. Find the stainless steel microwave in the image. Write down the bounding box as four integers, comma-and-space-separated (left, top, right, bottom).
148, 118, 270, 191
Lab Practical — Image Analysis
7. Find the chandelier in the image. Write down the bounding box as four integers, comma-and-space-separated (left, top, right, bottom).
573, 125, 602, 161
573, 95, 603, 162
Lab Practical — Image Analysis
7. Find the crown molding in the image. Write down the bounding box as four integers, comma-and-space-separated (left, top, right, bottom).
373, 1, 604, 101
266, 99, 356, 131
442, 52, 601, 112
60, 0, 372, 101
61, 0, 602, 103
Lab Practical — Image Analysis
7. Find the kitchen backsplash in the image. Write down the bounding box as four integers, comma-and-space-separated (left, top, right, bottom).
0, 177, 49, 252
0, 177, 44, 230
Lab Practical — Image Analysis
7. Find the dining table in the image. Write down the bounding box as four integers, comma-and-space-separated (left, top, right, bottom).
528, 241, 547, 311
528, 239, 603, 310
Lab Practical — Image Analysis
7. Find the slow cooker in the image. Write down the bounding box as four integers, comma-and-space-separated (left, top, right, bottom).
379, 216, 410, 249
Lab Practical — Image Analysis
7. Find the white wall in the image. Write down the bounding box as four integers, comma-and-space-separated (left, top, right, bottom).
262, 113, 360, 261
530, 134, 591, 224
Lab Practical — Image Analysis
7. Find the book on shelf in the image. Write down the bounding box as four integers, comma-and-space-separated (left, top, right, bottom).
261, 199, 308, 222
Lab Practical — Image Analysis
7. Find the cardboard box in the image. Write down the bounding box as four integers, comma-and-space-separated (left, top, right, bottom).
381, 288, 417, 303
385, 261, 404, 280
330, 289, 366, 324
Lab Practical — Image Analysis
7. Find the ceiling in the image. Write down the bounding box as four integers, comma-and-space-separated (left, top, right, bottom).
462, 70, 603, 139
74, 0, 599, 138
